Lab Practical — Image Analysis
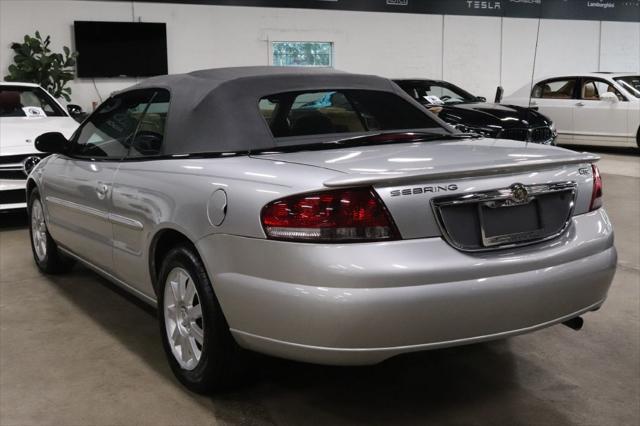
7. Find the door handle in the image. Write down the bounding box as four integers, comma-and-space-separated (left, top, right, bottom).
96, 183, 109, 200
576, 102, 585, 107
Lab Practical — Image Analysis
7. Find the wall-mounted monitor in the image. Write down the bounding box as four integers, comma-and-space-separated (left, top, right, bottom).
74, 21, 168, 78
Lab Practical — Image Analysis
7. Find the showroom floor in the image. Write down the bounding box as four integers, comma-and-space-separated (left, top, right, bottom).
0, 147, 638, 426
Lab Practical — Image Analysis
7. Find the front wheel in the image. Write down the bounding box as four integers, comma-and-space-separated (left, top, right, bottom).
158, 245, 243, 393
28, 189, 74, 274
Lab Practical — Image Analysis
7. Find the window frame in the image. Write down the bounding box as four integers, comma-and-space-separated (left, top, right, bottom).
532, 77, 580, 100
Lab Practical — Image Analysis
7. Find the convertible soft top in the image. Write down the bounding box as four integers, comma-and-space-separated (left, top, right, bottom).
121, 66, 428, 155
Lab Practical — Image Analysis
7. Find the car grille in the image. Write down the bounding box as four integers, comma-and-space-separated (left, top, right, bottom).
431, 182, 576, 252
499, 127, 553, 143
0, 154, 45, 180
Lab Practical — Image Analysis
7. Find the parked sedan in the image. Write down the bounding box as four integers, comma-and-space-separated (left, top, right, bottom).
0, 82, 80, 211
503, 73, 640, 149
394, 79, 556, 144
28, 67, 616, 393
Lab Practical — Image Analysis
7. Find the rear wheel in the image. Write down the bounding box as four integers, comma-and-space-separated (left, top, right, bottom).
158, 245, 243, 393
28, 189, 74, 274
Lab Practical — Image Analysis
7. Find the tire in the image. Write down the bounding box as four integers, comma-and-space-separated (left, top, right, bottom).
157, 245, 243, 393
28, 189, 74, 274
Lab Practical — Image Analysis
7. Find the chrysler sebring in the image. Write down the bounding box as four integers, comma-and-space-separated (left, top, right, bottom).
27, 67, 616, 392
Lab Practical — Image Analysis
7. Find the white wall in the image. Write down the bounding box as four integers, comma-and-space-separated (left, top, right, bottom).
1, 0, 638, 111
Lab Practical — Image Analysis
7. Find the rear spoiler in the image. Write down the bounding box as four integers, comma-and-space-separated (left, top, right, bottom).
323, 153, 599, 188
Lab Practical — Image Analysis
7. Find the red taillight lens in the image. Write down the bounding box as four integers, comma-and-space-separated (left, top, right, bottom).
590, 164, 603, 211
261, 187, 400, 242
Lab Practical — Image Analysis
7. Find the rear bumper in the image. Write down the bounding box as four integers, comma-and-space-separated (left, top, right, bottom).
196, 209, 617, 365
0, 179, 27, 211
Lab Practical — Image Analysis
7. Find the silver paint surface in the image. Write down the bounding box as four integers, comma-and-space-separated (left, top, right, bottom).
28, 138, 616, 365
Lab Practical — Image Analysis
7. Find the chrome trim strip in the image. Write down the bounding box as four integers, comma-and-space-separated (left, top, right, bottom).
108, 213, 144, 230
45, 196, 109, 220
431, 181, 577, 252
0, 164, 24, 170
59, 246, 157, 306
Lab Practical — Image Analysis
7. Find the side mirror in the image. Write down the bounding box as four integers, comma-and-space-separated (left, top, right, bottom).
35, 132, 69, 154
67, 104, 87, 122
599, 92, 618, 103
475, 96, 487, 103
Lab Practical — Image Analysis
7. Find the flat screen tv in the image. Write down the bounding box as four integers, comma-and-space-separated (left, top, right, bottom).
74, 21, 168, 78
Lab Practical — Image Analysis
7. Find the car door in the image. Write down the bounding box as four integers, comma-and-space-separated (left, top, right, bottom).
530, 77, 578, 144
572, 78, 630, 146
42, 90, 156, 273
109, 89, 171, 297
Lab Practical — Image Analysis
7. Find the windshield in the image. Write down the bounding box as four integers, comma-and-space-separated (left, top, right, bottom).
396, 81, 477, 105
0, 85, 66, 117
258, 89, 442, 143
614, 76, 640, 98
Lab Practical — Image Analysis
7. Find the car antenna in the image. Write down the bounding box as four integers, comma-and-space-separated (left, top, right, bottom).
526, 12, 543, 147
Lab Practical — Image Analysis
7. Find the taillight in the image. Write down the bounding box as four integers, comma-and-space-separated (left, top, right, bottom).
590, 164, 603, 211
261, 187, 400, 242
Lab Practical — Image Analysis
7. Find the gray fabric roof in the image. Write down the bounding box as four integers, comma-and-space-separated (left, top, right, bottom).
121, 66, 436, 155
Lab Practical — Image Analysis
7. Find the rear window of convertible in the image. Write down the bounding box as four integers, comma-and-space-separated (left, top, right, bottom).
258, 90, 440, 139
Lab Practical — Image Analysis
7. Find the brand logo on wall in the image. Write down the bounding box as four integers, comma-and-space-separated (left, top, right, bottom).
386, 0, 408, 6
466, 1, 501, 9
587, 0, 615, 8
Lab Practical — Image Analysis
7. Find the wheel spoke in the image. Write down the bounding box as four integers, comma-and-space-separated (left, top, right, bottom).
178, 271, 188, 301
169, 280, 180, 304
184, 280, 196, 304
188, 336, 200, 358
180, 335, 192, 363
187, 304, 202, 321
191, 323, 204, 344
171, 325, 180, 343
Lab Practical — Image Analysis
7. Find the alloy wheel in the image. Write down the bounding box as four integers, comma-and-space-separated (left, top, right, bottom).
164, 267, 205, 370
31, 199, 47, 262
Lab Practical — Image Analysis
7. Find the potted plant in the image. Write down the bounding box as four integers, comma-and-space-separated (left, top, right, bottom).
4, 31, 84, 120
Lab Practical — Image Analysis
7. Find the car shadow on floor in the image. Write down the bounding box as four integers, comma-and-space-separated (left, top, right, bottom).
38, 258, 574, 425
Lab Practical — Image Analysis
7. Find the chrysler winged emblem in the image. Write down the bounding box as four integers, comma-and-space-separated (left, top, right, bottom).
510, 183, 529, 203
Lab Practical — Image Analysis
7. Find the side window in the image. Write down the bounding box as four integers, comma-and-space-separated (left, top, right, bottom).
72, 90, 155, 159
128, 89, 170, 158
532, 79, 577, 99
581, 79, 624, 101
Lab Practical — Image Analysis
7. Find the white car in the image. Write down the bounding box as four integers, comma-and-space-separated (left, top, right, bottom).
503, 73, 640, 149
0, 82, 80, 211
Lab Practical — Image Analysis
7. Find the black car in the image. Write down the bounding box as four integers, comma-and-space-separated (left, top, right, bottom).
394, 79, 557, 145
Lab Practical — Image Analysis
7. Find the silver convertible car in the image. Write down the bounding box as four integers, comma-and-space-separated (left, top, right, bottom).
28, 67, 616, 392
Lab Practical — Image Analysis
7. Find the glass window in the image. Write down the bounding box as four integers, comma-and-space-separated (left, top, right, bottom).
581, 79, 624, 101
0, 86, 65, 117
259, 90, 440, 139
272, 42, 333, 67
614, 76, 640, 98
128, 90, 170, 157
397, 81, 476, 105
532, 79, 577, 99
72, 90, 155, 159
